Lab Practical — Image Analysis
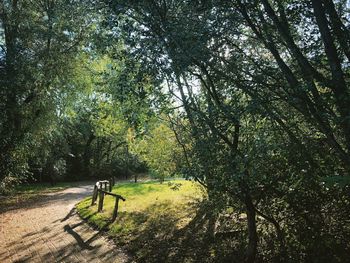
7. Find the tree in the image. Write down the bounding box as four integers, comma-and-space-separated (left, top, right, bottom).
103, 0, 350, 261
0, 0, 96, 189
128, 121, 182, 182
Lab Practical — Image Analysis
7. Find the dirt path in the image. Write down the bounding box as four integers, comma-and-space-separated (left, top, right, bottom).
0, 184, 129, 263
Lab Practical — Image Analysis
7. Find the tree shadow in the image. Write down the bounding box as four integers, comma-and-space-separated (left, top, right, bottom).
0, 183, 94, 213
1, 188, 128, 263
115, 200, 247, 263
63, 224, 94, 250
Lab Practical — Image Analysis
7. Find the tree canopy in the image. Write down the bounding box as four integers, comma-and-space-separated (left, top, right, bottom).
1, 0, 350, 262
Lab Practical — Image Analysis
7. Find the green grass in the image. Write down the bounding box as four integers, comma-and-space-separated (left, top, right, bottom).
76, 180, 247, 262
77, 180, 204, 249
78, 180, 251, 262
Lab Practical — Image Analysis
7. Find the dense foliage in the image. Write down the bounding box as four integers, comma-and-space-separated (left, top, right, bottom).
1, 0, 350, 262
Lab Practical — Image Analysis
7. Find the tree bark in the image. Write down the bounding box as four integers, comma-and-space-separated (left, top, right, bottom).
311, 0, 350, 154
245, 193, 258, 263
323, 0, 350, 61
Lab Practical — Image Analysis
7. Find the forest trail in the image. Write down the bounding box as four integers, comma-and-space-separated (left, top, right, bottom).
0, 184, 128, 263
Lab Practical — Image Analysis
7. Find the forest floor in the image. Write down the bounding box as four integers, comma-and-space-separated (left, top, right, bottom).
0, 183, 128, 263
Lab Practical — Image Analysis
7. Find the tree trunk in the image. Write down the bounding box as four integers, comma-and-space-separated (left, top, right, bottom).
311, 0, 350, 155
245, 194, 258, 263
255, 208, 286, 260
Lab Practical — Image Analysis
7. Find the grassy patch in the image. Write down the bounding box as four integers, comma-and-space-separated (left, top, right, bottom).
77, 180, 246, 262
77, 180, 203, 229
76, 181, 207, 256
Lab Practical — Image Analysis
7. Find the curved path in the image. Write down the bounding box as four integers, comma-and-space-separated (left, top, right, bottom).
0, 184, 128, 263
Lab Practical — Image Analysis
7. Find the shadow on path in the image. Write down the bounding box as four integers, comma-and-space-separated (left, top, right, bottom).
0, 183, 128, 263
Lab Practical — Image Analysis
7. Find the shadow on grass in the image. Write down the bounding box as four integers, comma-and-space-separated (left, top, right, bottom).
111, 200, 247, 263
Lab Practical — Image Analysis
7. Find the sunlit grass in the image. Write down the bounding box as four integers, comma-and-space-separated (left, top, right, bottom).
76, 179, 204, 244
